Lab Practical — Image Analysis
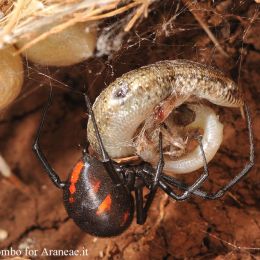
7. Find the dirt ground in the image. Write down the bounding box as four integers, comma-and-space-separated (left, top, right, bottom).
0, 1, 259, 259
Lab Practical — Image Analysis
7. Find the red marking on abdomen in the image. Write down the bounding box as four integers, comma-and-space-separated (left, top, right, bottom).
69, 197, 75, 203
69, 185, 76, 194
92, 180, 101, 193
96, 194, 112, 215
69, 160, 84, 194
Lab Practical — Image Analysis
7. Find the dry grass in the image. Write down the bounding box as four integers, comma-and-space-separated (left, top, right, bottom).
0, 0, 155, 52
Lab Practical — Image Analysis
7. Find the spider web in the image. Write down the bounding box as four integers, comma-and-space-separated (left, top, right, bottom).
0, 0, 259, 256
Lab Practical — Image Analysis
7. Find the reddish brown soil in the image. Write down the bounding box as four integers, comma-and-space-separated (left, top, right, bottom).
0, 1, 259, 259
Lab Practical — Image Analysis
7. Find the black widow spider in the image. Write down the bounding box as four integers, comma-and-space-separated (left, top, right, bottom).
33, 88, 254, 237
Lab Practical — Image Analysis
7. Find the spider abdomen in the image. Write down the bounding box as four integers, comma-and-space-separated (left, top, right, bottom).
63, 157, 134, 237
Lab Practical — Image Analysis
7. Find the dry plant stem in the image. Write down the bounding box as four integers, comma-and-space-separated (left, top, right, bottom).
182, 0, 229, 58
124, 0, 150, 32
0, 0, 154, 52
2, 0, 25, 36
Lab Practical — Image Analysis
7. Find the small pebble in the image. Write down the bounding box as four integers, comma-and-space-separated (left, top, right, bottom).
0, 229, 8, 241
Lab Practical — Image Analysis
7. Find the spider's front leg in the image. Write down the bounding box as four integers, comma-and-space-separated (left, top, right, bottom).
160, 104, 254, 200
134, 133, 164, 224
157, 135, 209, 201
134, 131, 207, 225
150, 133, 209, 201
134, 178, 158, 225
84, 94, 123, 185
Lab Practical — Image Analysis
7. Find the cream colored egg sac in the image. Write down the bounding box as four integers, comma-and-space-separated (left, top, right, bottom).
0, 45, 24, 111
17, 22, 97, 67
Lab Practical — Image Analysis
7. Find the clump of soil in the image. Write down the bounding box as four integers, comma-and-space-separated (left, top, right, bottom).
0, 1, 259, 259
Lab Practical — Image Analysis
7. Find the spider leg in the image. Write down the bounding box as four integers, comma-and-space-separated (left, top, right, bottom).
159, 104, 254, 200
156, 134, 209, 201
125, 169, 136, 190
134, 130, 208, 222
133, 130, 208, 223
84, 94, 122, 185
134, 133, 164, 224
161, 174, 208, 197
134, 178, 157, 225
202, 104, 254, 199
33, 87, 65, 189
